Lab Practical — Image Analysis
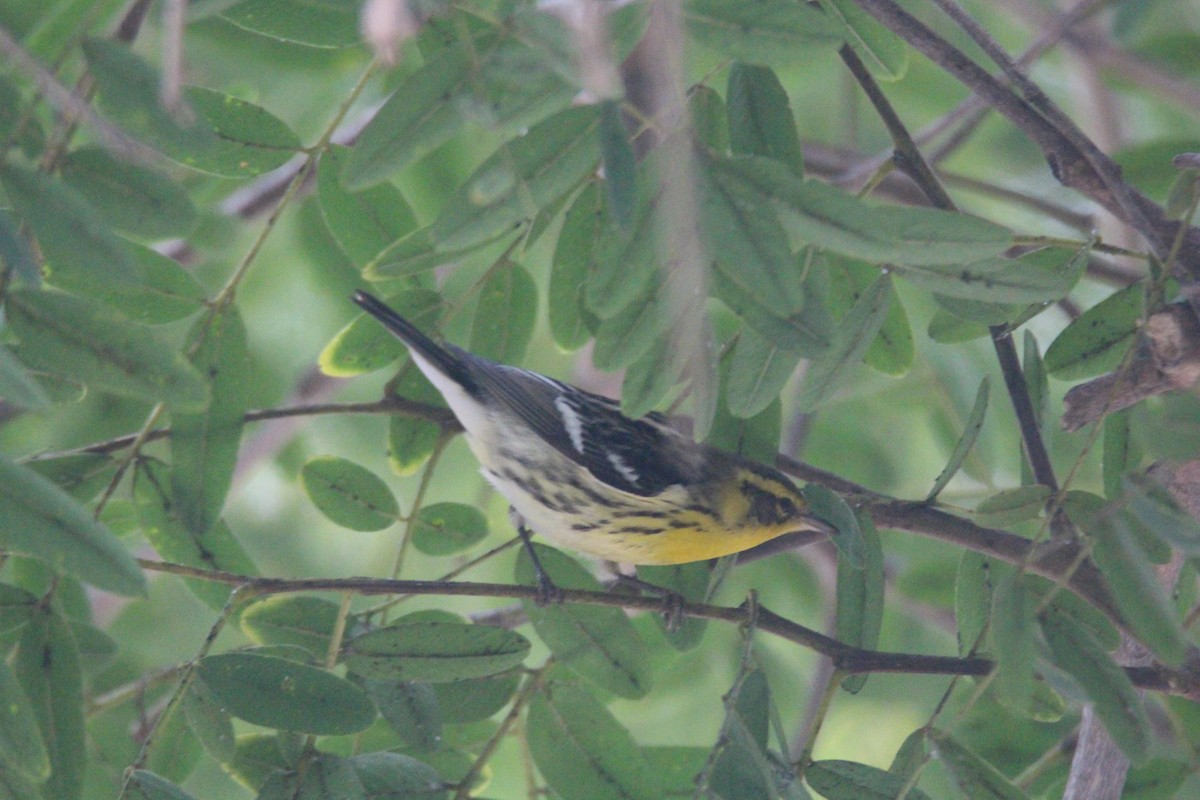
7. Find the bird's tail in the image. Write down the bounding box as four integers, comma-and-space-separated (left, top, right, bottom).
352, 291, 476, 390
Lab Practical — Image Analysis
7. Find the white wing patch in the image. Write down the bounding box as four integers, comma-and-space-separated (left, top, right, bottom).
606, 451, 640, 486
554, 395, 585, 454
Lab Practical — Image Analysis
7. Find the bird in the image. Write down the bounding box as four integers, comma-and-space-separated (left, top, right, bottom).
352, 291, 832, 580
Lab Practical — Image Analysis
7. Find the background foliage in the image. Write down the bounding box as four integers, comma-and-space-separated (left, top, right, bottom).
3, 0, 1200, 798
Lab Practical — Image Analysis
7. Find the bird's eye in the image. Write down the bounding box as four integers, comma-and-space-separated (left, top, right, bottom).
777, 497, 798, 518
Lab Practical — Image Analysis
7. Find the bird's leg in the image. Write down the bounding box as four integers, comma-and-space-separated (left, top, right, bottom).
613, 573, 687, 633
513, 515, 563, 606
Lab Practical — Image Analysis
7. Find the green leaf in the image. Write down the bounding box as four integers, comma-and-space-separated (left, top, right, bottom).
1044, 283, 1143, 380
88, 244, 208, 325
240, 595, 342, 656
133, 460, 258, 609
974, 485, 1053, 527
928, 309, 989, 343
127, 771, 200, 800
526, 676, 662, 800
182, 678, 236, 764
620, 339, 684, 421
725, 157, 1013, 264
341, 43, 472, 188
0, 162, 139, 292
927, 377, 990, 501
1122, 475, 1200, 555
516, 545, 653, 699
0, 455, 145, 596
584, 167, 659, 320
170, 86, 303, 177
897, 247, 1084, 304
1103, 411, 1139, 500
59, 146, 197, 239
223, 733, 292, 792
934, 293, 1025, 326
412, 502, 489, 556
349, 751, 445, 798
1124, 758, 1191, 800
0, 583, 39, 635
0, 209, 39, 286
807, 760, 934, 800
700, 153, 805, 321
803, 484, 865, 568
320, 288, 442, 377
826, 254, 913, 375
690, 84, 729, 152
301, 456, 400, 532
888, 729, 928, 785
0, 345, 49, 410
432, 105, 601, 250
795, 274, 892, 412
365, 223, 514, 279
1022, 330, 1049, 435
818, 0, 908, 80
683, 0, 844, 65
726, 326, 805, 419
1039, 607, 1150, 763
219, 0, 360, 48
599, 99, 638, 230
318, 146, 419, 269
13, 609, 84, 800
344, 621, 531, 682
432, 669, 521, 724
361, 678, 441, 751
197, 652, 377, 735
1071, 493, 1188, 666
0, 659, 50, 784
469, 260, 537, 364
929, 729, 1029, 800
591, 273, 674, 370
990, 574, 1035, 712
709, 669, 785, 800
550, 183, 603, 349
836, 512, 883, 693
385, 366, 448, 475
171, 306, 251, 535
7, 288, 209, 411
955, 551, 1011, 656
137, 701, 194, 781
727, 63, 803, 173
81, 38, 215, 154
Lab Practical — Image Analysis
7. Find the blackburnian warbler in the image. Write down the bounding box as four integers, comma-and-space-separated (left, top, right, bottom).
353, 291, 832, 566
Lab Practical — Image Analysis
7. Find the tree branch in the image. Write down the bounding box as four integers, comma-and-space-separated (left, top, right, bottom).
133, 560, 1200, 697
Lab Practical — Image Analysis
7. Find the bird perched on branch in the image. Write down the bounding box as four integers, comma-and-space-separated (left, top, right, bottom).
353, 291, 832, 591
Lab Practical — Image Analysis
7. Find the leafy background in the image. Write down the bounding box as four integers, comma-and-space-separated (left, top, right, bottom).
3, 1, 1200, 799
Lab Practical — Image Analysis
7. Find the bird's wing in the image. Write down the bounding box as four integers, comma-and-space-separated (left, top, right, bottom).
467, 359, 703, 497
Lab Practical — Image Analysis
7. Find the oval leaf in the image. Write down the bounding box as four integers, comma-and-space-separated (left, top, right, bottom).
1045, 282, 1142, 380
469, 260, 537, 364
60, 146, 197, 239
516, 545, 653, 699
929, 729, 1029, 800
0, 659, 50, 783
301, 456, 400, 532
1039, 607, 1150, 763
683, 0, 844, 65
807, 760, 934, 800
0, 455, 145, 596
412, 502, 489, 556
240, 595, 342, 655
197, 653, 376, 735
526, 677, 662, 800
836, 512, 883, 693
344, 622, 531, 682
431, 105, 601, 250
727, 62, 803, 172
7, 288, 209, 411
